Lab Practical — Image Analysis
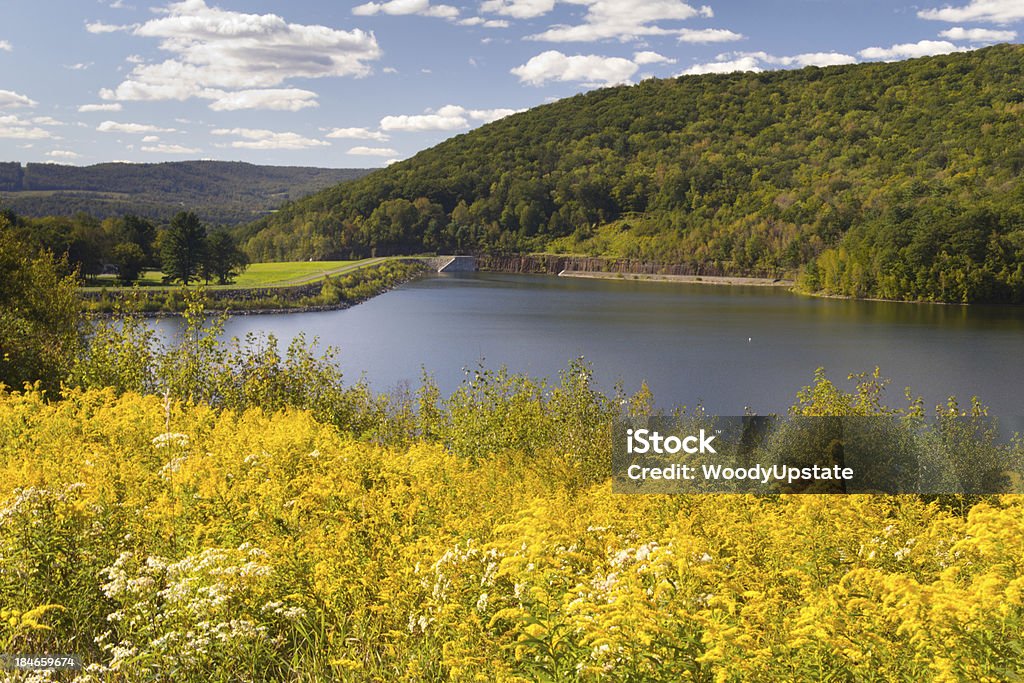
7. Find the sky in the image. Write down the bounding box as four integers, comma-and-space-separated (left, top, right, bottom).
1, 0, 1021, 168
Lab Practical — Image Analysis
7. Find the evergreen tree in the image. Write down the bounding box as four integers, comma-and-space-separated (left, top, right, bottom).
161, 211, 207, 285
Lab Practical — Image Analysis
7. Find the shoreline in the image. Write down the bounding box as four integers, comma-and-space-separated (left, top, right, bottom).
801, 290, 969, 306
85, 294, 392, 319
556, 269, 795, 288
81, 260, 430, 317
553, 268, 978, 305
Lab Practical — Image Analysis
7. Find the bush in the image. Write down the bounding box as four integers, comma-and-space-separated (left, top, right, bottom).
0, 218, 82, 394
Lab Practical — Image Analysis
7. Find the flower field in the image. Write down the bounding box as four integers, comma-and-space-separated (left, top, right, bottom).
1, 385, 1022, 681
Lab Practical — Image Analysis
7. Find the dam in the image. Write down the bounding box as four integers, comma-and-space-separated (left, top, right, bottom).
435, 256, 477, 273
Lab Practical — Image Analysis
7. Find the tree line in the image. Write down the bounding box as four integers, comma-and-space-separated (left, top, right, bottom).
0, 207, 248, 286
0, 160, 370, 225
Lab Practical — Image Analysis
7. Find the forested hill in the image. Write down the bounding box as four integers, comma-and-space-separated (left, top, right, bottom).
0, 161, 371, 225
242, 44, 1024, 303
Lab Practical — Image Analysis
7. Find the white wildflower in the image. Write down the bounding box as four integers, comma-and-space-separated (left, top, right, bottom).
151, 432, 190, 448
281, 605, 306, 620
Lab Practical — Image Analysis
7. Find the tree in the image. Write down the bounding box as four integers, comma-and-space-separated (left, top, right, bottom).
112, 242, 147, 283
0, 216, 81, 393
202, 231, 249, 285
161, 211, 207, 285
118, 214, 158, 265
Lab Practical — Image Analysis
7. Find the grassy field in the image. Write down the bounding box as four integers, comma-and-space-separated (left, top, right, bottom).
84, 259, 390, 290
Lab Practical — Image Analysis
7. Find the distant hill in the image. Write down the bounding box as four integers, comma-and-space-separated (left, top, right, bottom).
242, 44, 1024, 303
0, 160, 371, 225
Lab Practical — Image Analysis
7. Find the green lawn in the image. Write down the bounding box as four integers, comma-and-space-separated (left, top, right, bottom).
85, 259, 391, 290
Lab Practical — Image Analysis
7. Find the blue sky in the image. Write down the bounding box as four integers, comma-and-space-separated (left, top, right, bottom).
1, 0, 1021, 168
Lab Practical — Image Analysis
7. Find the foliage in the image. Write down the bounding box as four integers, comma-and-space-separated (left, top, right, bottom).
74, 291, 384, 437
161, 211, 208, 285
117, 213, 158, 265
111, 241, 146, 283
202, 231, 250, 285
0, 376, 1021, 681
315, 261, 425, 307
1, 211, 160, 280
416, 360, 635, 483
0, 217, 82, 394
245, 44, 1024, 302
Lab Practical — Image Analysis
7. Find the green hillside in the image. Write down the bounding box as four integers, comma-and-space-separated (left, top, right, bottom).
0, 160, 371, 225
243, 44, 1024, 303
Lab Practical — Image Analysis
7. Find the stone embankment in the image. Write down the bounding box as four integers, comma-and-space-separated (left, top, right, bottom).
435, 256, 477, 272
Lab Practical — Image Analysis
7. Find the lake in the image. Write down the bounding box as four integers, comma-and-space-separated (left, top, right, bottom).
205, 272, 1024, 414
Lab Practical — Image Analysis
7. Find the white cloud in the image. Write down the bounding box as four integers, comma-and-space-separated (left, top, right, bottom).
676, 28, 743, 43
97, 120, 176, 134
458, 17, 510, 27
511, 50, 638, 86
380, 105, 470, 131
678, 50, 857, 76
142, 135, 160, 142
384, 158, 402, 165
86, 21, 130, 33
207, 88, 319, 111
47, 150, 81, 160
0, 40, 12, 52
380, 104, 520, 131
680, 56, 761, 75
0, 114, 55, 139
859, 40, 964, 61
519, 0, 736, 43
633, 50, 675, 65
739, 50, 856, 68
348, 145, 399, 156
382, 66, 398, 73
470, 107, 521, 123
919, 0, 1024, 24
141, 143, 199, 154
939, 26, 1017, 41
78, 103, 123, 112
211, 127, 330, 150
480, 0, 733, 43
779, 52, 858, 67
353, 0, 459, 19
31, 116, 64, 126
96, 0, 380, 110
326, 127, 390, 141
480, 0, 556, 19
65, 63, 92, 71
0, 90, 37, 109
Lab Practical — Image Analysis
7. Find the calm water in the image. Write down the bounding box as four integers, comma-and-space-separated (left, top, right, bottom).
202, 273, 1024, 414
